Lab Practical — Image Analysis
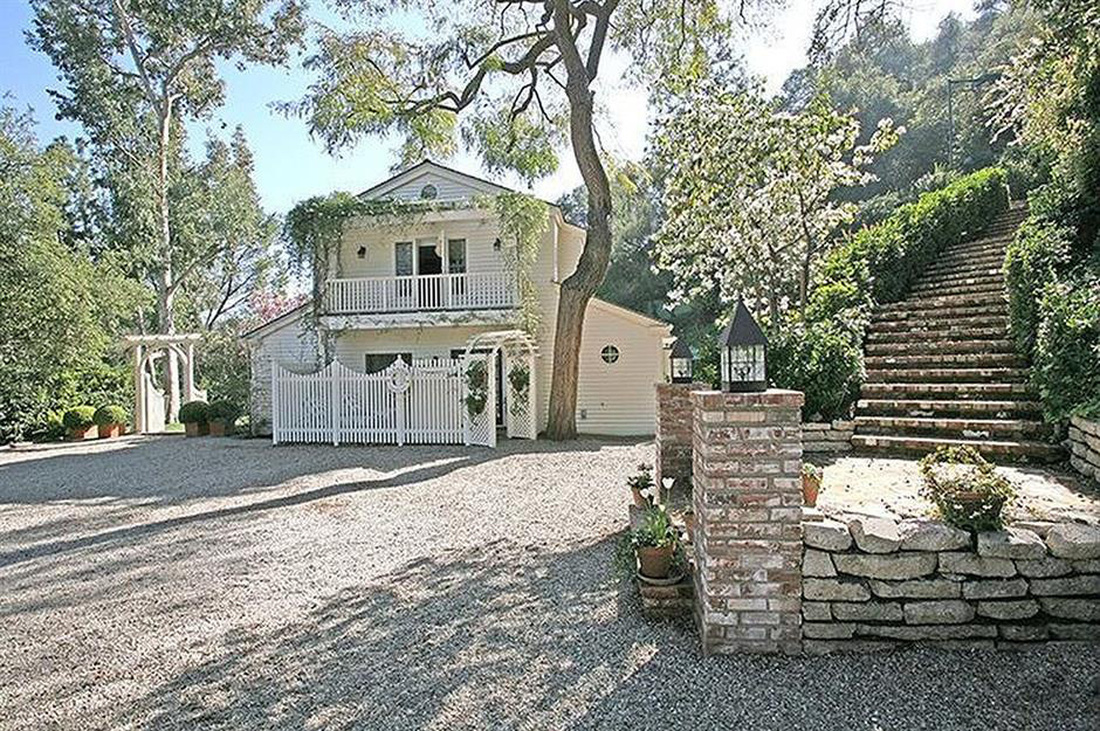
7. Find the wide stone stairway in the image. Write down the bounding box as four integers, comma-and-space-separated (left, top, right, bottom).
852, 203, 1063, 462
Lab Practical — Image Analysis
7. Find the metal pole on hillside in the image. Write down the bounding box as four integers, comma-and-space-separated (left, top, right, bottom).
946, 73, 1001, 167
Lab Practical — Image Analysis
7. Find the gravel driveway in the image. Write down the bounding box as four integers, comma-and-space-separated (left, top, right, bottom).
1, 435, 1097, 731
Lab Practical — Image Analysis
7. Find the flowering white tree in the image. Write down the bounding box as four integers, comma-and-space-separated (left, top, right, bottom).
654, 82, 901, 322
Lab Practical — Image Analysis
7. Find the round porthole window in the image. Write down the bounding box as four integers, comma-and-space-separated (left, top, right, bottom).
600, 345, 620, 364
420, 183, 438, 200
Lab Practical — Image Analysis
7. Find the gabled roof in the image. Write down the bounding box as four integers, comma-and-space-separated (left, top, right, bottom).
589, 295, 671, 331
241, 302, 310, 340
357, 159, 513, 201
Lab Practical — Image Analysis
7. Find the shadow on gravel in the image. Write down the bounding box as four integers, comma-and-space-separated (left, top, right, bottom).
110, 537, 1100, 731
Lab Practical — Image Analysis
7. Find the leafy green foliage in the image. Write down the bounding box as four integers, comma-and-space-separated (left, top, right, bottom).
198, 327, 253, 418
464, 360, 489, 418
1032, 276, 1100, 423
767, 318, 864, 421
919, 446, 1016, 532
178, 401, 209, 425
62, 406, 95, 431
93, 404, 127, 427
207, 399, 241, 423
1004, 216, 1074, 354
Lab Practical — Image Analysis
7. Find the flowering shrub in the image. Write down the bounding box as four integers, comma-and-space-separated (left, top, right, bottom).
919, 446, 1016, 532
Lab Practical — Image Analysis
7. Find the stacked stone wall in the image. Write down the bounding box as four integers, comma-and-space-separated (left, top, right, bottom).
802, 420, 854, 454
1069, 416, 1100, 484
801, 516, 1100, 653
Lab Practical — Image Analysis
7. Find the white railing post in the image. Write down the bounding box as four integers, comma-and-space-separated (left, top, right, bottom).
271, 364, 279, 445
331, 367, 341, 446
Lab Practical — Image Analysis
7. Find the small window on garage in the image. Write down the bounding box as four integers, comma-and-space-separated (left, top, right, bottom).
600, 345, 620, 364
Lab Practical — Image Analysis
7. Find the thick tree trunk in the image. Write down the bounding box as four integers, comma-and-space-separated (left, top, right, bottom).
545, 3, 614, 440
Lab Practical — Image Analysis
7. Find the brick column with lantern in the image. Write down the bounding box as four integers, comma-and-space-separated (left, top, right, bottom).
692, 300, 805, 655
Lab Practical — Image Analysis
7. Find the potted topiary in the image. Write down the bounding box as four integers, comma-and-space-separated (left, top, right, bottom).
627, 463, 655, 508
802, 463, 823, 507
178, 400, 210, 437
207, 400, 240, 437
93, 405, 127, 439
919, 445, 1017, 531
62, 406, 96, 441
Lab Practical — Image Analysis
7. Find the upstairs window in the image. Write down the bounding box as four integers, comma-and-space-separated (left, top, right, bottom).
365, 352, 412, 374
394, 241, 413, 276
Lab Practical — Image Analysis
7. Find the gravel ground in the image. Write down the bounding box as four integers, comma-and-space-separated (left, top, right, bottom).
1, 435, 1097, 731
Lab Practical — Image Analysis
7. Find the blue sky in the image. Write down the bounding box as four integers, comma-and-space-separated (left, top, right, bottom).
0, 0, 973, 213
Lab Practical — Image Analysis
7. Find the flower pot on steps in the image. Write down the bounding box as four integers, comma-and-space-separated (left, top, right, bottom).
636, 544, 675, 579
97, 423, 123, 439
802, 472, 821, 507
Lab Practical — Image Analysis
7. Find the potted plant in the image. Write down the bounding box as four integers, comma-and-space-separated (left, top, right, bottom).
207, 400, 240, 437
93, 405, 127, 439
802, 463, 823, 507
627, 463, 655, 508
633, 507, 681, 581
919, 445, 1017, 531
62, 406, 96, 441
178, 400, 210, 437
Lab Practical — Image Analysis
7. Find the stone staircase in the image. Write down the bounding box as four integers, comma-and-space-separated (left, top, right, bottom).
851, 204, 1063, 462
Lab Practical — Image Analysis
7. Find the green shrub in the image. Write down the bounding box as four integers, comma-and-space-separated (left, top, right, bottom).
1032, 276, 1100, 422
178, 400, 209, 425
1004, 217, 1074, 354
768, 318, 864, 422
919, 446, 1016, 532
207, 399, 241, 423
62, 406, 95, 431
92, 404, 127, 426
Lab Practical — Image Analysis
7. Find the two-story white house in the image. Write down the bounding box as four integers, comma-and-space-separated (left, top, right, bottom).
245, 160, 671, 438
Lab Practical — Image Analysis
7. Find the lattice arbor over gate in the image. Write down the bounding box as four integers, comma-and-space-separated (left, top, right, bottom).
462, 330, 538, 447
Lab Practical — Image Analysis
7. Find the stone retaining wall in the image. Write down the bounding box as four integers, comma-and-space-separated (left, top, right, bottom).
801, 515, 1100, 653
803, 420, 854, 454
1069, 416, 1100, 484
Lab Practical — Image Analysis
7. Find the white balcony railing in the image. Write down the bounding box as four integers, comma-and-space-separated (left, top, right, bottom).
324, 272, 517, 315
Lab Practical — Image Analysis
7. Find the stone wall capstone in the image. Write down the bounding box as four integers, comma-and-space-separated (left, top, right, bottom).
692, 389, 805, 655
801, 516, 1100, 653
1069, 416, 1100, 484
655, 382, 707, 490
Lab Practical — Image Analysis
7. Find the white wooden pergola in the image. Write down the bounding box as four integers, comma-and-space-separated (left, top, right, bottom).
121, 334, 206, 433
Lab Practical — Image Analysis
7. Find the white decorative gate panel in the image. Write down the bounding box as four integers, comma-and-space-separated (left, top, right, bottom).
272, 359, 466, 446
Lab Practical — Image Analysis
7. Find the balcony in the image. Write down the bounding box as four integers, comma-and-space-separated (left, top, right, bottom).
323, 272, 517, 315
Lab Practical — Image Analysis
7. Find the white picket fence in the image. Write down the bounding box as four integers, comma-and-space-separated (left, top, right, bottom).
272, 358, 468, 446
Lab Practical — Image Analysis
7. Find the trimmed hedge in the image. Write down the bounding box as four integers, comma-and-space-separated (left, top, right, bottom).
207, 399, 241, 422
62, 406, 95, 431
1032, 275, 1100, 422
178, 400, 209, 425
93, 404, 127, 426
775, 167, 1010, 420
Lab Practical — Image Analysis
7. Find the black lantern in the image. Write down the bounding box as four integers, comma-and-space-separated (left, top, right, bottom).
719, 299, 767, 392
670, 338, 694, 384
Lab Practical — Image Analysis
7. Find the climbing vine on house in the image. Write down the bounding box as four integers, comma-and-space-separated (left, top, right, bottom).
465, 359, 489, 418
480, 192, 547, 337
507, 358, 530, 418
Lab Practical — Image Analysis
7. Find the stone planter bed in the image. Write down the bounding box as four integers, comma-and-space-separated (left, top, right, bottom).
802, 514, 1100, 653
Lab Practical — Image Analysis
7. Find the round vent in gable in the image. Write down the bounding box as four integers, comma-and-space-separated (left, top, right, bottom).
420, 183, 438, 200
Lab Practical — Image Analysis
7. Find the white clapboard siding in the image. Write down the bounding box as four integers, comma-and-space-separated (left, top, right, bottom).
272, 359, 466, 446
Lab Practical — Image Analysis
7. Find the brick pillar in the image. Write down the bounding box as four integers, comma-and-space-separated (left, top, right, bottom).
691, 389, 805, 655
655, 382, 707, 489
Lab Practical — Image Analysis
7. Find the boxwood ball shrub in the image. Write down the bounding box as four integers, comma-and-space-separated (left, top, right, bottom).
62, 406, 95, 431
767, 318, 863, 422
93, 404, 127, 426
178, 400, 209, 425
207, 399, 241, 423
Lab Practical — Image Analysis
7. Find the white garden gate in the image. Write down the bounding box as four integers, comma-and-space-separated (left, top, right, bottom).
271, 330, 537, 448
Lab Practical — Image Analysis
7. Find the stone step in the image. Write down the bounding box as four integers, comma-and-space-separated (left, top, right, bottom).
851, 434, 1064, 463
856, 398, 1042, 418
865, 352, 1027, 369
909, 282, 1006, 300
863, 367, 1029, 384
866, 339, 1016, 356
923, 260, 1008, 279
854, 415, 1053, 439
866, 326, 1010, 343
925, 252, 1006, 271
860, 382, 1034, 400
917, 267, 1004, 284
942, 240, 1010, 256
878, 292, 1005, 313
868, 315, 1009, 332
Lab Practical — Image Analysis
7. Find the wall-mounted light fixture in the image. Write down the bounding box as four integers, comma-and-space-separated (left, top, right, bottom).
356, 246, 367, 259
493, 237, 502, 251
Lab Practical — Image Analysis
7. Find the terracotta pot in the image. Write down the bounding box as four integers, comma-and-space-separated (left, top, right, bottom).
631, 487, 649, 509
97, 423, 123, 439
208, 419, 229, 437
636, 544, 675, 579
184, 421, 209, 438
802, 473, 821, 507
67, 425, 93, 441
